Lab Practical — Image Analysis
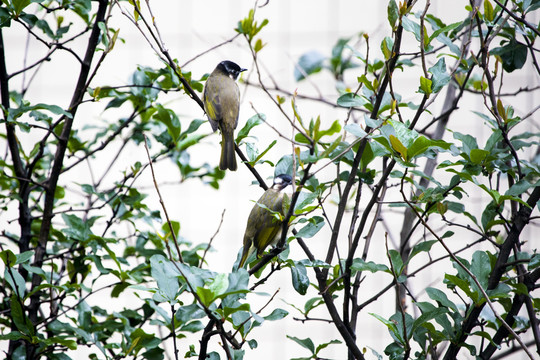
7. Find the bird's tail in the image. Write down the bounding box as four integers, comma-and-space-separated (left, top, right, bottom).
220, 132, 237, 171
238, 239, 254, 268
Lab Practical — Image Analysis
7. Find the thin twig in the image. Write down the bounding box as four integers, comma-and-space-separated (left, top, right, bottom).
200, 209, 226, 268
143, 134, 184, 263
170, 304, 179, 360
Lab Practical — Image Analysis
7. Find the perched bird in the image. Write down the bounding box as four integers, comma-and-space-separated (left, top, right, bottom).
203, 60, 247, 171
239, 174, 293, 268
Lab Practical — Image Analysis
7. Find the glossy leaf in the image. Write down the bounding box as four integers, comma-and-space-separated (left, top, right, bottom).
387, 0, 399, 29
287, 335, 315, 354
429, 58, 450, 93
337, 93, 368, 108
237, 113, 264, 143
295, 216, 325, 238
290, 262, 309, 295
294, 50, 326, 81
491, 38, 528, 72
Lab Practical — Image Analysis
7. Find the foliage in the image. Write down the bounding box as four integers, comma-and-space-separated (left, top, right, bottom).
1, 0, 540, 359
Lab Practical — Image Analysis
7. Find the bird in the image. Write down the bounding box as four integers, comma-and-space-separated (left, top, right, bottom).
238, 174, 293, 268
203, 60, 247, 171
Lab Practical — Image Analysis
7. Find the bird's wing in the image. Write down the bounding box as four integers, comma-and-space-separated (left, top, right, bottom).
233, 83, 240, 129
203, 76, 221, 132
252, 190, 284, 256
254, 225, 280, 257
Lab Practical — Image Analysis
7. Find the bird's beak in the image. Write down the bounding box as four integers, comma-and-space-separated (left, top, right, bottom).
241, 68, 248, 73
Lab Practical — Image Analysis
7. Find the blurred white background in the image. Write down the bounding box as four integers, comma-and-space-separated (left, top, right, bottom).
2, 0, 539, 359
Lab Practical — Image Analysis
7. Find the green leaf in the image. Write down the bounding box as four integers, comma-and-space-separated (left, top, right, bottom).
294, 191, 318, 213
428, 58, 450, 93
208, 273, 229, 298
220, 297, 247, 318
264, 308, 288, 321
491, 38, 528, 72
10, 296, 33, 335
453, 131, 478, 154
12, 0, 31, 16
381, 36, 394, 60
387, 0, 399, 29
274, 154, 298, 178
337, 93, 368, 108
150, 255, 180, 302
344, 123, 367, 138
315, 119, 341, 141
497, 99, 506, 121
48, 336, 77, 350
287, 335, 315, 354
524, 0, 540, 12
388, 249, 404, 276
469, 251, 490, 290
419, 76, 432, 97
389, 135, 408, 161
357, 74, 375, 91
290, 262, 309, 295
407, 136, 451, 159
251, 140, 277, 165
0, 331, 28, 341
8, 103, 72, 123
303, 297, 324, 316
370, 313, 400, 340
315, 339, 342, 354
235, 9, 268, 42
469, 149, 489, 164
5, 268, 26, 298
294, 50, 326, 81
182, 118, 205, 136
529, 254, 540, 270
295, 216, 325, 238
0, 7, 11, 27
426, 287, 459, 312
178, 133, 207, 152
176, 304, 206, 323
330, 37, 358, 75
409, 240, 437, 261
226, 269, 250, 293
445, 273, 476, 302
236, 113, 264, 143
0, 250, 17, 267
153, 104, 181, 142
488, 282, 512, 300
179, 320, 204, 334
401, 16, 421, 42
411, 307, 448, 334
319, 136, 342, 159
62, 213, 93, 241
390, 120, 416, 147
111, 282, 130, 298
254, 38, 265, 52
484, 0, 495, 21
350, 258, 389, 273
161, 220, 180, 238
428, 22, 462, 45
176, 263, 211, 291
129, 328, 161, 355
196, 287, 214, 307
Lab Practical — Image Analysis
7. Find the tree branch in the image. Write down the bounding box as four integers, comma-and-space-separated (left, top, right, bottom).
27, 0, 110, 339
